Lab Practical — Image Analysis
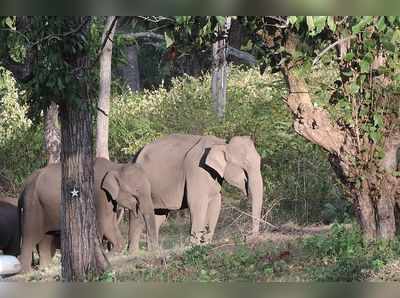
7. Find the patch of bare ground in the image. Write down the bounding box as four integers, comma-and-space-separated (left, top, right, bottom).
367, 260, 400, 281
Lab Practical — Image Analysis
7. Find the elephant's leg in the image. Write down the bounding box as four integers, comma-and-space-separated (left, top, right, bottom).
188, 195, 208, 245
204, 193, 222, 243
128, 210, 144, 254
155, 214, 167, 236
38, 235, 55, 267
20, 231, 44, 272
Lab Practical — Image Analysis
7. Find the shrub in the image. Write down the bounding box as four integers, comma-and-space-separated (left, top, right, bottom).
0, 68, 45, 191
303, 224, 400, 281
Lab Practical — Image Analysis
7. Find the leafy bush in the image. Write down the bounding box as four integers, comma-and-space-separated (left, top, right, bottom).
303, 224, 400, 281
0, 68, 45, 191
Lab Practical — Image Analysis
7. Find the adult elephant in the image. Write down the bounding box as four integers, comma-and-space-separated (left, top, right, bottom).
130, 134, 263, 251
19, 158, 157, 271
0, 201, 20, 256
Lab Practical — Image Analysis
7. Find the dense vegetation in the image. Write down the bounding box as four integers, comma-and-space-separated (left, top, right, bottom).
2, 16, 400, 281
0, 66, 346, 226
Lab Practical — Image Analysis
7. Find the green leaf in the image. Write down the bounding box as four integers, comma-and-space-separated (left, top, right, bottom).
5, 17, 14, 29
164, 32, 174, 48
215, 16, 226, 27
376, 16, 387, 32
360, 59, 370, 73
314, 16, 327, 33
391, 29, 400, 44
306, 16, 315, 32
373, 114, 384, 128
327, 16, 336, 32
350, 82, 360, 94
387, 16, 396, 24
344, 52, 354, 62
288, 16, 297, 25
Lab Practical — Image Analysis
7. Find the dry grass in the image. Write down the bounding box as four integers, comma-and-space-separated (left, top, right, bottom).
4, 217, 333, 282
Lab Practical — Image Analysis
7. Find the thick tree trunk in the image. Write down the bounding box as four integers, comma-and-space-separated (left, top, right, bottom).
44, 101, 61, 164
120, 45, 140, 91
96, 16, 117, 160
212, 17, 231, 120
60, 100, 109, 281
281, 32, 400, 240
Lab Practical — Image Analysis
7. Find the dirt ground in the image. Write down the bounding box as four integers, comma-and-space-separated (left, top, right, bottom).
3, 221, 334, 282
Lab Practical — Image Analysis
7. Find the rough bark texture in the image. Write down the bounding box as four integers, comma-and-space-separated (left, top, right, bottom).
119, 45, 140, 91
281, 32, 400, 240
44, 101, 61, 164
96, 16, 117, 160
60, 99, 109, 281
60, 18, 108, 281
212, 17, 231, 120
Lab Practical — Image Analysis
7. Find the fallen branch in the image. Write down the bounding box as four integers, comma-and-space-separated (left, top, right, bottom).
224, 203, 278, 229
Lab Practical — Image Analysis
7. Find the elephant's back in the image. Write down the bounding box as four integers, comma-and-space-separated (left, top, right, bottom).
135, 134, 202, 209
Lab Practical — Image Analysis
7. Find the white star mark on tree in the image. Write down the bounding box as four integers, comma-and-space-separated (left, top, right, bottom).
70, 187, 80, 199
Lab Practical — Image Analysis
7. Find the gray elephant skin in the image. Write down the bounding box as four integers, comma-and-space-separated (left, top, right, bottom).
130, 134, 263, 250
18, 157, 157, 272
0, 200, 20, 256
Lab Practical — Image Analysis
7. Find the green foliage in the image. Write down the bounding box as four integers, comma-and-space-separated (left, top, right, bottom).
303, 224, 400, 281
117, 242, 291, 282
109, 66, 344, 224
0, 68, 45, 189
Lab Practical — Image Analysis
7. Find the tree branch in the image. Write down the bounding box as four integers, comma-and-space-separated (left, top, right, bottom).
312, 35, 356, 66
227, 46, 257, 66
120, 32, 164, 41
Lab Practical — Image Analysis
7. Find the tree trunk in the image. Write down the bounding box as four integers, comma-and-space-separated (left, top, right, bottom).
44, 101, 61, 164
96, 16, 117, 160
281, 32, 400, 240
212, 17, 231, 120
120, 45, 141, 91
60, 99, 109, 281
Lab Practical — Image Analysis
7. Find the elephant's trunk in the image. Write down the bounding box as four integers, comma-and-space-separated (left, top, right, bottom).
247, 167, 264, 236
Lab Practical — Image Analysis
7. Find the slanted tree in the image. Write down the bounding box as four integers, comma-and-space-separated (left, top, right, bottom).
252, 16, 400, 240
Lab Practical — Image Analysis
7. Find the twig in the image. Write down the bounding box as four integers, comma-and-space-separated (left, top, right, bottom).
312, 35, 356, 66
30, 17, 91, 48
224, 203, 278, 229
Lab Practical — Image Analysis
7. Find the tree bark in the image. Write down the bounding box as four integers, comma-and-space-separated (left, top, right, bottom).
212, 17, 231, 120
281, 32, 400, 240
44, 101, 61, 164
60, 17, 108, 281
60, 99, 109, 281
120, 44, 140, 91
96, 16, 117, 160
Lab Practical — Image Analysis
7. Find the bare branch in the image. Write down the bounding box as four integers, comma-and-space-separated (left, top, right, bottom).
227, 46, 257, 66
120, 32, 164, 41
312, 35, 356, 66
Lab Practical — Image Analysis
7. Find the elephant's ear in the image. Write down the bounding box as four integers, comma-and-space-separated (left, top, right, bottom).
205, 144, 227, 178
102, 171, 120, 202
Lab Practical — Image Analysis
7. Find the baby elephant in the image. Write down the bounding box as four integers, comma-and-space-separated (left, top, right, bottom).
0, 201, 20, 256
19, 158, 158, 272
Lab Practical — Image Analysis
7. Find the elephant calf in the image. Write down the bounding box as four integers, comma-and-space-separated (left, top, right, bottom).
18, 158, 158, 272
0, 201, 20, 256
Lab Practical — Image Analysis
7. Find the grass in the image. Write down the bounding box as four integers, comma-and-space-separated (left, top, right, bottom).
6, 215, 400, 282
